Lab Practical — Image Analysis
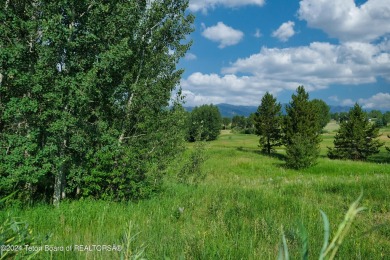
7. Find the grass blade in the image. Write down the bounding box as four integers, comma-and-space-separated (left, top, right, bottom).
278, 226, 289, 260
319, 210, 330, 260
298, 222, 309, 260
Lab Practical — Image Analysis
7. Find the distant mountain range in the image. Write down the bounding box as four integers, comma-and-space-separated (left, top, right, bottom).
185, 103, 354, 118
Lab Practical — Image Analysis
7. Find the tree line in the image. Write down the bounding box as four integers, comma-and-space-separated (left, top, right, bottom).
187, 86, 387, 169
256, 88, 385, 165
332, 110, 390, 128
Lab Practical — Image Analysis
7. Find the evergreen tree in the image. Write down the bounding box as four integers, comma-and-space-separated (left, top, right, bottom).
254, 92, 282, 154
283, 86, 321, 169
0, 0, 194, 204
186, 104, 222, 142
328, 103, 383, 160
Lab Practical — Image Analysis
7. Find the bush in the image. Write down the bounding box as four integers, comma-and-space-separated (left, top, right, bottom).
177, 141, 206, 185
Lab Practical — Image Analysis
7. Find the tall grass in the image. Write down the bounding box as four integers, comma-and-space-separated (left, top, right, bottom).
1, 128, 389, 259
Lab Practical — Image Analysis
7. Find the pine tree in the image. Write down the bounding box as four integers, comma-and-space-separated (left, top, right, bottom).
283, 86, 321, 169
254, 92, 282, 154
328, 103, 383, 160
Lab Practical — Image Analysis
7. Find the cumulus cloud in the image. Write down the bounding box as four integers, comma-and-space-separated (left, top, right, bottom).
341, 99, 355, 106
223, 41, 390, 88
359, 92, 390, 109
272, 21, 295, 42
182, 90, 226, 106
298, 0, 390, 42
181, 40, 390, 106
189, 0, 265, 13
180, 0, 390, 107
202, 22, 244, 48
332, 93, 390, 109
181, 72, 286, 106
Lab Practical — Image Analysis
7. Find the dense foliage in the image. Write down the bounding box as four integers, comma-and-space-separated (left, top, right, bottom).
254, 92, 282, 154
368, 110, 390, 128
186, 104, 222, 142
283, 86, 321, 169
222, 117, 231, 130
231, 115, 247, 129
328, 104, 383, 160
231, 114, 255, 134
311, 99, 330, 130
0, 0, 193, 204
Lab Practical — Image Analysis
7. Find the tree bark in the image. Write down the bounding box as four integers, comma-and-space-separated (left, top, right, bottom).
53, 169, 64, 207
53, 140, 67, 206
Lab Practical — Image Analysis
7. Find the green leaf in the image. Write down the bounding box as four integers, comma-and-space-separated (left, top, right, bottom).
319, 210, 330, 260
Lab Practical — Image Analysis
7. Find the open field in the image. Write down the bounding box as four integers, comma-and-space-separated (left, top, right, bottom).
1, 124, 390, 259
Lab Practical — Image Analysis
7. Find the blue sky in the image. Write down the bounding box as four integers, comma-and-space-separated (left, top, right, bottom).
178, 0, 390, 110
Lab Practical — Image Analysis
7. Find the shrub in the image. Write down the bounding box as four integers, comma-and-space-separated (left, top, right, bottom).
177, 140, 206, 185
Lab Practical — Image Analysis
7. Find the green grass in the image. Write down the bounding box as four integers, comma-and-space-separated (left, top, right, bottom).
1, 125, 390, 259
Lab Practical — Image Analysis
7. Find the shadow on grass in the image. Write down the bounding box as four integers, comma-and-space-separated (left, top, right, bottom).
235, 146, 287, 161
367, 154, 390, 164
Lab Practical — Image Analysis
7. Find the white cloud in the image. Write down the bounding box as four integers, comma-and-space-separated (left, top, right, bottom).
181, 1, 390, 108
189, 0, 265, 13
181, 72, 284, 106
254, 28, 262, 38
298, 0, 390, 42
202, 22, 244, 48
359, 92, 390, 109
181, 40, 390, 107
223, 41, 390, 88
185, 53, 197, 60
272, 21, 295, 42
182, 90, 226, 105
341, 99, 355, 106
327, 93, 390, 109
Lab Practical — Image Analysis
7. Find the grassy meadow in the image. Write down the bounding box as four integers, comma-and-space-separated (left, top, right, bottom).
1, 122, 390, 259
